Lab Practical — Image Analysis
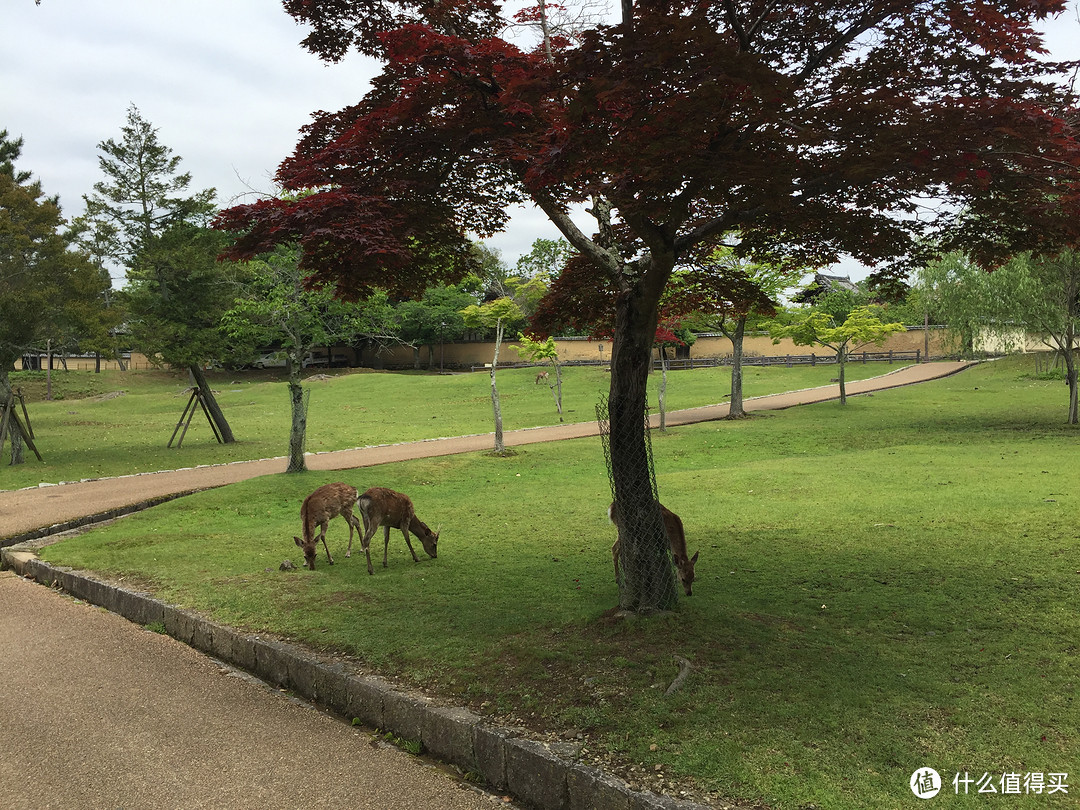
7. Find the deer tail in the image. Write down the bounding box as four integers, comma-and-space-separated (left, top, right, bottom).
357, 494, 373, 533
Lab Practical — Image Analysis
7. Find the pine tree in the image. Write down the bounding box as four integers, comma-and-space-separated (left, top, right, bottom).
78, 106, 234, 443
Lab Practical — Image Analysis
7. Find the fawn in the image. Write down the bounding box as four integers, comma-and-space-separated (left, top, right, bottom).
608, 501, 699, 595
357, 487, 439, 575
294, 482, 363, 570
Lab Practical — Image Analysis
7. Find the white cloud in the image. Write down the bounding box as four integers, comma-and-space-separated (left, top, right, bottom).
3, 1, 1078, 281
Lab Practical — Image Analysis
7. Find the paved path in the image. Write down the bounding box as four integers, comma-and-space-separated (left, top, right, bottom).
0, 569, 503, 810
0, 361, 972, 810
0, 361, 973, 542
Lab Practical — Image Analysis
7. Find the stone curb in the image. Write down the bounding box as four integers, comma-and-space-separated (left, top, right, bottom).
1, 549, 711, 810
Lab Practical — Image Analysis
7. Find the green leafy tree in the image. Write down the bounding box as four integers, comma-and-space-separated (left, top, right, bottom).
461, 296, 523, 454
475, 242, 549, 321
51, 262, 123, 376
683, 248, 791, 417
122, 223, 251, 442
512, 332, 564, 420
1007, 250, 1080, 423
0, 130, 32, 184
912, 253, 1014, 358
770, 306, 905, 405
77, 106, 235, 440
224, 246, 393, 472
395, 284, 473, 370
514, 237, 573, 280
0, 134, 112, 462
913, 247, 1080, 422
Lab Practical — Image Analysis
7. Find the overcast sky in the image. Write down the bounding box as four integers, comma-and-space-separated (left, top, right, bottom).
3, 1, 1079, 284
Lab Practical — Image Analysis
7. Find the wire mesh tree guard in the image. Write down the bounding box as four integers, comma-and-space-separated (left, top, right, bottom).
597, 396, 680, 613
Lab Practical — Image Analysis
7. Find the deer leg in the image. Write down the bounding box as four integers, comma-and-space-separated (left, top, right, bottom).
611, 538, 620, 583
402, 522, 420, 562
383, 525, 391, 568
350, 514, 372, 574
319, 522, 334, 565
345, 515, 354, 558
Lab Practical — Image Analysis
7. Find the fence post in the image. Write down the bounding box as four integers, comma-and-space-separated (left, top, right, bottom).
811, 353, 816, 366
786, 355, 791, 367
888, 350, 894, 364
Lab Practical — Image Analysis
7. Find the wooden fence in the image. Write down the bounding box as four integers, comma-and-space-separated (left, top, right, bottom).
657, 350, 922, 370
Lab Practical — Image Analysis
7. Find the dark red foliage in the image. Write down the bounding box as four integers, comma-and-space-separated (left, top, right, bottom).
219, 1, 1080, 299
679, 265, 779, 322
529, 254, 618, 338
283, 0, 503, 60
216, 2, 1080, 332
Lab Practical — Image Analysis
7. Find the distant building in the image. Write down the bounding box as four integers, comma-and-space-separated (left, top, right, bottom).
792, 273, 859, 304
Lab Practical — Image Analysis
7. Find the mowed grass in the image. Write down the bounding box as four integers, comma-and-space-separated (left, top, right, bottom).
2, 360, 891, 491
36, 355, 1080, 809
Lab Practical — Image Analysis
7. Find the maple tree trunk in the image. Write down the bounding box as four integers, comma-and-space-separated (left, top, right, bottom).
727, 316, 748, 418
608, 271, 679, 613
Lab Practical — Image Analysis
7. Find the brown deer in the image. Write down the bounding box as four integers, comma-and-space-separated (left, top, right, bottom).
357, 487, 439, 575
294, 482, 364, 570
535, 370, 549, 384
608, 501, 699, 596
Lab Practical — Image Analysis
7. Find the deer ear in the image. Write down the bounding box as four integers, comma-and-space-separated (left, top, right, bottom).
294, 536, 303, 547
690, 551, 699, 564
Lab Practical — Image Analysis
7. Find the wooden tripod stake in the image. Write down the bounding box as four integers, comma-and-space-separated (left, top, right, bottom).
168, 387, 224, 449
0, 390, 43, 462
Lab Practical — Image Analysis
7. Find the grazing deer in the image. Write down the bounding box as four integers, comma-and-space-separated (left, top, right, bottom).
294, 482, 364, 570
535, 371, 549, 384
357, 487, 439, 575
608, 501, 699, 596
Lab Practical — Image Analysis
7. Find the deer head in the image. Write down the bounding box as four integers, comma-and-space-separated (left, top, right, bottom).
294, 535, 317, 570
673, 551, 699, 596
417, 525, 440, 558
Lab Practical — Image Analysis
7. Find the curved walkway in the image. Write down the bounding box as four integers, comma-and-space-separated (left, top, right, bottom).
1, 361, 973, 544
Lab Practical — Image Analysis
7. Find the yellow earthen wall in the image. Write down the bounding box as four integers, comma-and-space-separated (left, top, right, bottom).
365, 327, 953, 368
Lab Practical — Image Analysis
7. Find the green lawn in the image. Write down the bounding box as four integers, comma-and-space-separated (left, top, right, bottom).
29, 356, 1080, 808
3, 360, 892, 491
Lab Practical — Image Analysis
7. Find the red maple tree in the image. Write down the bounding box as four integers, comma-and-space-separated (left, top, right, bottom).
217, 0, 1080, 612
